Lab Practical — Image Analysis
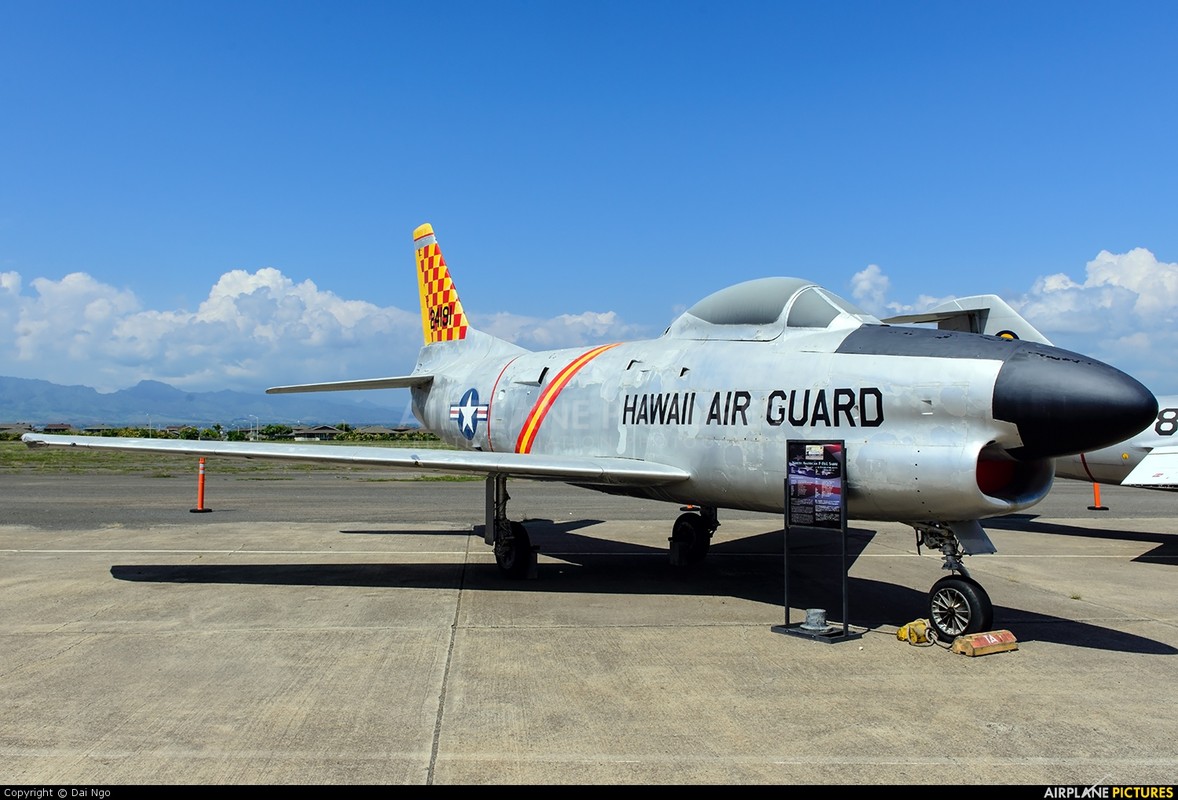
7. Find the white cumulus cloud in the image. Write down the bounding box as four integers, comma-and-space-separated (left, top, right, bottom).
849, 264, 890, 313
1, 268, 422, 392
851, 262, 958, 317
0, 266, 654, 394
1010, 248, 1178, 394
481, 310, 653, 349
875, 248, 1178, 394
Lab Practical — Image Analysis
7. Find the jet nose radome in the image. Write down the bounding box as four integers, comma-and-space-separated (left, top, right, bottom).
993, 343, 1157, 460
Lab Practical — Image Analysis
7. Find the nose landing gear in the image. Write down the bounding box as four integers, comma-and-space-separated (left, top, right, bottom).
912, 521, 997, 643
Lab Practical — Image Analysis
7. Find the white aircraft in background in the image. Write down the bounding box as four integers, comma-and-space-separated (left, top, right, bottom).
23, 224, 1158, 642
885, 296, 1178, 490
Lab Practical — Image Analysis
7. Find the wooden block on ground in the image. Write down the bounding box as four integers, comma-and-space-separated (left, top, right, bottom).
950, 629, 1019, 656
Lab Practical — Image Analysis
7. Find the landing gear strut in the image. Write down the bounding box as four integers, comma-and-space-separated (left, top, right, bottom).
912, 521, 995, 642
485, 474, 535, 579
670, 506, 719, 566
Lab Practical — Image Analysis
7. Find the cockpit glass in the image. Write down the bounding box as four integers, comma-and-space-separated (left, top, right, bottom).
785, 286, 873, 328
670, 278, 878, 340
785, 287, 841, 328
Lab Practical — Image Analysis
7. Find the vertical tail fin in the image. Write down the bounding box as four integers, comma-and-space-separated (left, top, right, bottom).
414, 222, 469, 345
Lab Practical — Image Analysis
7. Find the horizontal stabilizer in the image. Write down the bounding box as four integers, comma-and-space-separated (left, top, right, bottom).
266, 374, 433, 394
1122, 446, 1178, 489
20, 433, 690, 487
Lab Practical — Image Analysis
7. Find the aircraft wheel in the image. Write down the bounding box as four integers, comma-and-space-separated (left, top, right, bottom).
495, 521, 532, 579
927, 576, 993, 642
671, 513, 711, 564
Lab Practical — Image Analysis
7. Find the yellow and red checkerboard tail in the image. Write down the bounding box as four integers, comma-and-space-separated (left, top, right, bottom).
413, 222, 470, 345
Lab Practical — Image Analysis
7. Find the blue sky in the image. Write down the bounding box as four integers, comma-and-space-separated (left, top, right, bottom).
4, 1, 1178, 396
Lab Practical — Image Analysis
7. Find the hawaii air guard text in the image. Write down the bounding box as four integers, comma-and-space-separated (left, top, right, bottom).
621, 388, 884, 427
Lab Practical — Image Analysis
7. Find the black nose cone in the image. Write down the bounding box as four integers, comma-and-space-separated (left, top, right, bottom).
994, 343, 1158, 460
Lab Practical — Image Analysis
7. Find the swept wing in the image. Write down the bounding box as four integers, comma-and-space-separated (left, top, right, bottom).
1121, 444, 1178, 489
20, 433, 688, 486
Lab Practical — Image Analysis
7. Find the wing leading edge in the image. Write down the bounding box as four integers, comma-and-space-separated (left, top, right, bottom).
20, 433, 689, 487
265, 374, 432, 394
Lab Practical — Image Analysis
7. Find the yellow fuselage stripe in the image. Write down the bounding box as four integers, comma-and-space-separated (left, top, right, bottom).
515, 343, 620, 454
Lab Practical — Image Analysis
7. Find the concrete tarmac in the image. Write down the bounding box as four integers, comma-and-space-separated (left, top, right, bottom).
1, 466, 1175, 785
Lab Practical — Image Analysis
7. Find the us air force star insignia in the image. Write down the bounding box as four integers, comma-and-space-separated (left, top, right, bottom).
449, 388, 489, 440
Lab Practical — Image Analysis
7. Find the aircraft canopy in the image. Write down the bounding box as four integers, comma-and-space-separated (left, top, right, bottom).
665, 277, 880, 341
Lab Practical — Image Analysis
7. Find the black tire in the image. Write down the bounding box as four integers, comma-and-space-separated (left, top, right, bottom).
928, 576, 993, 642
495, 521, 532, 579
671, 512, 711, 565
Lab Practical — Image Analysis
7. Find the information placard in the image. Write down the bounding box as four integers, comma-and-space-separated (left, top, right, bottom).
785, 440, 846, 531
776, 439, 859, 642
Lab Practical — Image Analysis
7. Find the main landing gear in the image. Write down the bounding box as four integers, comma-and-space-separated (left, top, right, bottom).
670, 506, 719, 566
912, 521, 996, 643
483, 476, 721, 579
485, 475, 536, 579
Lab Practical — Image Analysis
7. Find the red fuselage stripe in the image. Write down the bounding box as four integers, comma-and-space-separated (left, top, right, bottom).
485, 355, 521, 452
1079, 451, 1097, 483
514, 343, 620, 454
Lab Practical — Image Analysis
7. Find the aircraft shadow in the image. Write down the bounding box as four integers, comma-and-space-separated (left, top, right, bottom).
987, 514, 1178, 564
337, 518, 608, 537
109, 523, 1175, 655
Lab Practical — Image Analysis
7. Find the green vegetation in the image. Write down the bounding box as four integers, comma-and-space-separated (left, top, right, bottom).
0, 426, 446, 444
0, 433, 467, 479
0, 440, 301, 475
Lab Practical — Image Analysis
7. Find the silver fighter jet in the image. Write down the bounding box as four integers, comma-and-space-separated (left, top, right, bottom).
25, 224, 1158, 642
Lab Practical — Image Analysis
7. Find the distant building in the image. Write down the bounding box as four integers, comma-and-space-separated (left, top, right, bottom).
356, 425, 402, 436
292, 425, 342, 441
82, 424, 117, 435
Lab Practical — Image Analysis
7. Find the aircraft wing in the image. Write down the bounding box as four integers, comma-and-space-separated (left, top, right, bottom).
882, 307, 982, 326
1121, 445, 1178, 489
19, 433, 689, 487
266, 374, 432, 394
883, 295, 1055, 345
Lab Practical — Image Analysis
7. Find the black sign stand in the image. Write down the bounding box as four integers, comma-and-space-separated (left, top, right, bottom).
772, 439, 861, 643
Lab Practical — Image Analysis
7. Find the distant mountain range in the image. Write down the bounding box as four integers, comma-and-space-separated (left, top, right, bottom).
0, 376, 415, 428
